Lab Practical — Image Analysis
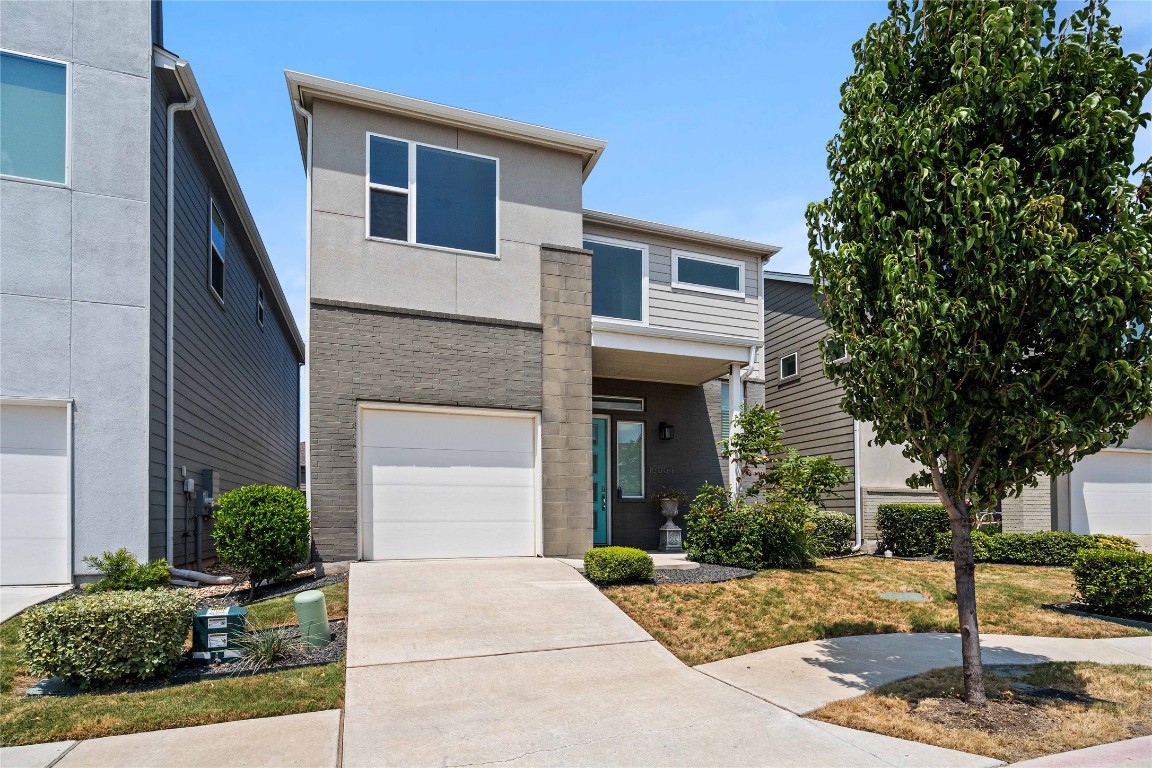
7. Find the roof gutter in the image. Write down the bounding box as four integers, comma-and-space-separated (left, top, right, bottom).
155, 47, 305, 361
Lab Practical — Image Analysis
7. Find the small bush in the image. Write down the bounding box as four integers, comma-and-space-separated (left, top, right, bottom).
685, 484, 816, 569
811, 511, 855, 557
1073, 550, 1152, 617
933, 530, 1138, 566
584, 547, 654, 584
21, 589, 198, 689
876, 503, 951, 556
82, 548, 170, 592
213, 485, 311, 591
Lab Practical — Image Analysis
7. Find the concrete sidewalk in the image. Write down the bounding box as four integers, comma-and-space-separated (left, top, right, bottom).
0, 710, 341, 768
697, 632, 1152, 714
1012, 736, 1152, 767
0, 586, 72, 624
340, 558, 998, 768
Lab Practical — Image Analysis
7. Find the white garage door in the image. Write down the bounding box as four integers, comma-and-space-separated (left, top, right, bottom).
1071, 450, 1152, 549
1, 402, 71, 585
358, 406, 538, 559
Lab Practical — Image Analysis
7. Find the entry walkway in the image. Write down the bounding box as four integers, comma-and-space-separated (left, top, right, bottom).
0, 585, 71, 623
697, 632, 1152, 714
341, 558, 997, 767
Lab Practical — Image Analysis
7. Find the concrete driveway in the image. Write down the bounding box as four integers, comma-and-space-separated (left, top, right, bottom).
341, 558, 998, 767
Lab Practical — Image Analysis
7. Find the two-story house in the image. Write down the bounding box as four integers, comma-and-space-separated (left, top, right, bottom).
0, 0, 304, 585
287, 72, 776, 561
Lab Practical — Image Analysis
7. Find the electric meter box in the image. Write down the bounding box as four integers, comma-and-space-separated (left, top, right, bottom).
192, 605, 248, 663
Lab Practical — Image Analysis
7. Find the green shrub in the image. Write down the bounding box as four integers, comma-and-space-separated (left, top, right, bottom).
81, 548, 170, 592
213, 485, 310, 591
1073, 550, 1152, 617
876, 503, 951, 556
583, 547, 654, 584
21, 589, 198, 689
933, 530, 1138, 566
685, 483, 816, 569
810, 511, 856, 557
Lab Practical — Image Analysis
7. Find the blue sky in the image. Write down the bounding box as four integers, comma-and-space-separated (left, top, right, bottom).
164, 1, 1152, 331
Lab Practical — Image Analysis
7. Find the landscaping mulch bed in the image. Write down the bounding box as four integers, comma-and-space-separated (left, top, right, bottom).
1045, 603, 1152, 630
655, 564, 756, 584
197, 570, 346, 610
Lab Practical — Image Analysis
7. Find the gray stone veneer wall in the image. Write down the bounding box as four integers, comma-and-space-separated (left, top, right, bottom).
540, 244, 594, 557
308, 299, 543, 561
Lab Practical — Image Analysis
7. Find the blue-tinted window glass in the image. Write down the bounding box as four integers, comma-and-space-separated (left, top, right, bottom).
678, 256, 741, 292
211, 206, 226, 257
369, 135, 407, 188
0, 52, 67, 183
586, 240, 644, 321
369, 189, 407, 240
415, 145, 496, 255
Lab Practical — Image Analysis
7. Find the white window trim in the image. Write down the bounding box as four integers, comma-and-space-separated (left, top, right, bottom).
364, 131, 500, 259
208, 199, 226, 306
591, 395, 645, 412
584, 233, 650, 327
0, 48, 71, 189
671, 248, 746, 297
616, 419, 646, 500
779, 351, 800, 381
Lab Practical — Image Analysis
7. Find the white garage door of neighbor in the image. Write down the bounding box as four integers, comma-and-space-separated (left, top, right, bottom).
1071, 450, 1152, 548
359, 407, 538, 560
1, 403, 71, 585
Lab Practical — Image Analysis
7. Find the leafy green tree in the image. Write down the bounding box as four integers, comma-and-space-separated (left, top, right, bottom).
720, 404, 786, 499
770, 451, 852, 509
808, 0, 1152, 704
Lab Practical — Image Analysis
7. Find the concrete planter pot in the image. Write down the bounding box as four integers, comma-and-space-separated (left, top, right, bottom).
657, 498, 684, 552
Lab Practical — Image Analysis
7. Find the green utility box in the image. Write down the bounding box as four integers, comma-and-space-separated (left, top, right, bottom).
192, 605, 248, 663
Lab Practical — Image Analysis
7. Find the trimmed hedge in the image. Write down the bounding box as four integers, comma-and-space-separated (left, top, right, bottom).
21, 589, 198, 689
685, 483, 816, 570
811, 511, 855, 557
213, 484, 311, 588
1073, 550, 1152, 617
584, 547, 654, 584
876, 503, 950, 556
933, 530, 1137, 566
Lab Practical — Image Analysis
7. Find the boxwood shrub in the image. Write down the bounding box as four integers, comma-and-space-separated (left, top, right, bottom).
933, 530, 1137, 566
584, 547, 654, 584
213, 484, 311, 590
21, 589, 198, 689
685, 483, 816, 570
810, 511, 855, 557
1073, 550, 1152, 617
876, 503, 950, 556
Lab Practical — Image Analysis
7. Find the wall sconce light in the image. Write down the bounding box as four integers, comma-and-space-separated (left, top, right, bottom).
658, 422, 674, 441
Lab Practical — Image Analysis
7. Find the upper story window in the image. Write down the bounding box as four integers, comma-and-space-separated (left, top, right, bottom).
585, 235, 648, 324
673, 250, 744, 297
366, 133, 498, 256
257, 286, 266, 328
0, 51, 68, 184
780, 351, 799, 381
209, 203, 226, 303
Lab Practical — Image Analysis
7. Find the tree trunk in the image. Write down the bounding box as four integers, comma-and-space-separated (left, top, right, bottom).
942, 495, 987, 705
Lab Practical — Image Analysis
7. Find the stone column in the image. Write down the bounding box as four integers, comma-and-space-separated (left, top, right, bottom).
540, 243, 593, 557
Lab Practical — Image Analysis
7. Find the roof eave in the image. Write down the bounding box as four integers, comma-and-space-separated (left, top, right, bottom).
582, 209, 782, 258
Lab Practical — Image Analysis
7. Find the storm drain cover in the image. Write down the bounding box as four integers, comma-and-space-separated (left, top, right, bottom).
878, 591, 929, 602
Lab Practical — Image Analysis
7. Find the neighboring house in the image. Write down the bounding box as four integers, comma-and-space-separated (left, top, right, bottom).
0, 0, 304, 585
763, 271, 1152, 550
287, 72, 775, 560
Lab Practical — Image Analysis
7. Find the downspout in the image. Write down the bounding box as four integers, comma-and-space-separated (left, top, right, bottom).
851, 419, 864, 552
293, 99, 313, 511
165, 94, 198, 564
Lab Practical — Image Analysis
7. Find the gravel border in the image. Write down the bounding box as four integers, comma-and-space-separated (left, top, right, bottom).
198, 572, 347, 610
655, 563, 756, 584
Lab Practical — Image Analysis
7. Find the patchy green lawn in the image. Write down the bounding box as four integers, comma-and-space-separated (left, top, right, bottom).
0, 581, 347, 747
603, 557, 1149, 666
810, 662, 1152, 763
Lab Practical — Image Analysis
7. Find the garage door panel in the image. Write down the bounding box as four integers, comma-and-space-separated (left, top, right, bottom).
0, 406, 68, 449
369, 521, 536, 560
0, 537, 71, 585
360, 446, 534, 483
1070, 451, 1152, 545
360, 410, 533, 452
0, 450, 68, 493
369, 484, 535, 524
0, 493, 69, 538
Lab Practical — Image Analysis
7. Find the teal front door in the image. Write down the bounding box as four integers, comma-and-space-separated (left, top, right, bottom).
592, 416, 609, 545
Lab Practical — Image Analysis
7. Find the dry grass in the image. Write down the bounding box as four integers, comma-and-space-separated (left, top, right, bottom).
602, 557, 1149, 665
809, 663, 1152, 763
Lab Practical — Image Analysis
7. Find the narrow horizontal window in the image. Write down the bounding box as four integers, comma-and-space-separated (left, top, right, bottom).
586, 238, 646, 322
616, 421, 645, 499
673, 250, 744, 294
0, 51, 67, 184
209, 203, 226, 303
780, 352, 799, 380
592, 396, 645, 412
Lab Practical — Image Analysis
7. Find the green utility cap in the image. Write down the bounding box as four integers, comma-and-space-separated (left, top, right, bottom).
295, 589, 330, 648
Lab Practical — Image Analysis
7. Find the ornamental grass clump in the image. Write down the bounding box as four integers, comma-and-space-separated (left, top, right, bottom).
21, 589, 198, 689
213, 484, 311, 599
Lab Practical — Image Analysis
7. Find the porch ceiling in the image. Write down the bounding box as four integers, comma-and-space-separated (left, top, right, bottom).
591, 347, 736, 386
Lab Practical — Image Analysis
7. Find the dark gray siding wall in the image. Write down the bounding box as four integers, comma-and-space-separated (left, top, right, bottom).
763, 279, 855, 516
149, 82, 302, 563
